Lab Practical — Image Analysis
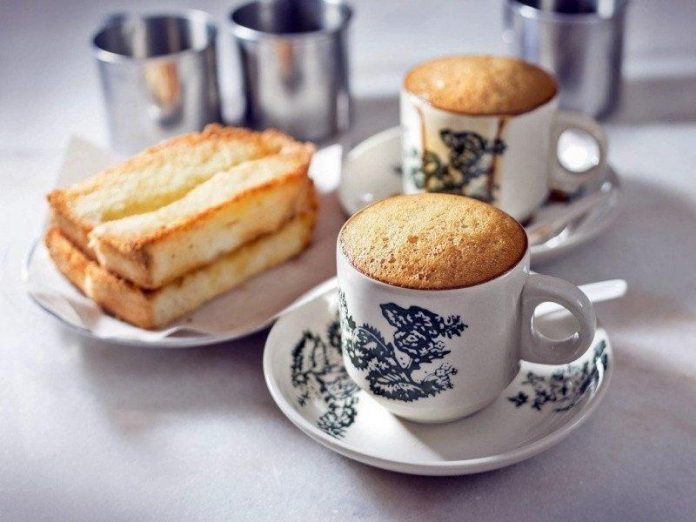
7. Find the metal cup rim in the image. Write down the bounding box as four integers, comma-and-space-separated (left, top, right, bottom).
92, 9, 217, 64
228, 0, 353, 42
505, 0, 629, 23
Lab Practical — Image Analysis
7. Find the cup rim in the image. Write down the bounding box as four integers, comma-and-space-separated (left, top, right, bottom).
228, 0, 353, 42
337, 200, 530, 294
505, 0, 630, 23
92, 9, 217, 64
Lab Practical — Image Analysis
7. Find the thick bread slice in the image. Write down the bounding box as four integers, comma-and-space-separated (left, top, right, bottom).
47, 124, 310, 255
89, 151, 314, 289
44, 209, 317, 329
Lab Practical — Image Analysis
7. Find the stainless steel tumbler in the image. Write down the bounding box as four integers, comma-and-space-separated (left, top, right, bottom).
93, 11, 221, 154
503, 0, 629, 118
229, 0, 353, 142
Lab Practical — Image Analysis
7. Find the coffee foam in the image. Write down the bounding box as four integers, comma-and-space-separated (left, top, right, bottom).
339, 194, 527, 290
404, 55, 557, 116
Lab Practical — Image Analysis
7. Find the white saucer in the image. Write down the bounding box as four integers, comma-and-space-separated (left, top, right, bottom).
264, 287, 613, 476
338, 127, 622, 264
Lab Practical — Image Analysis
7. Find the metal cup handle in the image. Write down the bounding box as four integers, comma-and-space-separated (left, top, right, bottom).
549, 111, 608, 194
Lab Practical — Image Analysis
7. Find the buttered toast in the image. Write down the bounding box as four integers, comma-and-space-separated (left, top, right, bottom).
47, 125, 314, 288
90, 152, 314, 288
45, 204, 317, 329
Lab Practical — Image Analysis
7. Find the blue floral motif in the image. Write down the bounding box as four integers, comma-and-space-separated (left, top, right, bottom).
339, 291, 467, 403
291, 317, 359, 438
408, 128, 506, 201
508, 340, 608, 412
441, 129, 506, 190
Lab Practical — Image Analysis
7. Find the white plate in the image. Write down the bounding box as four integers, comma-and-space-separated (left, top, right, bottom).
264, 287, 613, 476
338, 127, 622, 264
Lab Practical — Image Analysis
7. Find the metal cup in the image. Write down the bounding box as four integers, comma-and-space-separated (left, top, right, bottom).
503, 0, 629, 118
229, 0, 353, 142
93, 11, 221, 154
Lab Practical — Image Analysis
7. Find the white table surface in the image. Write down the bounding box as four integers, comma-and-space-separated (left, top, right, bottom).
1, 1, 695, 520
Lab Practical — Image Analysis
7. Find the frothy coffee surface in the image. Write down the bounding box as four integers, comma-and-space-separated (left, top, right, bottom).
339, 194, 527, 290
404, 55, 557, 115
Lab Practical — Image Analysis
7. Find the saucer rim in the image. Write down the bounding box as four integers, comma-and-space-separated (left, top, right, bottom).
263, 287, 613, 475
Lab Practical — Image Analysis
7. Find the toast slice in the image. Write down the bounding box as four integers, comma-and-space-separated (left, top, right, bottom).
47, 124, 312, 257
89, 152, 315, 288
44, 205, 317, 329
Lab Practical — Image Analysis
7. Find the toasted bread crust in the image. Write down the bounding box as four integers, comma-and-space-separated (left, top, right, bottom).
101, 151, 312, 251
45, 204, 317, 329
46, 125, 313, 260
91, 178, 317, 288
140, 124, 304, 155
49, 206, 95, 258
45, 228, 155, 327
45, 125, 318, 327
86, 146, 314, 288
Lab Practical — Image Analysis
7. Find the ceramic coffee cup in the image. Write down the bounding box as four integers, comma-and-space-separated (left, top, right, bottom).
401, 55, 607, 221
337, 193, 596, 423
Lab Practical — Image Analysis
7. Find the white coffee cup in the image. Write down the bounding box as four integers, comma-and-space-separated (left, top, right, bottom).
337, 196, 597, 423
401, 55, 608, 221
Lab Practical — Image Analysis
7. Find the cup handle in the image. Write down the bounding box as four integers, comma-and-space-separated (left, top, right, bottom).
549, 111, 608, 194
520, 274, 597, 364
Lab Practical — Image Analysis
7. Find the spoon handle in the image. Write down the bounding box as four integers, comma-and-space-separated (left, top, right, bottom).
527, 190, 611, 245
535, 279, 627, 317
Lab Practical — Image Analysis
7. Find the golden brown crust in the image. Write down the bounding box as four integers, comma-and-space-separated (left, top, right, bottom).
404, 55, 557, 116
46, 125, 313, 261
339, 194, 527, 290
47, 204, 94, 258
92, 177, 317, 289
45, 228, 155, 327
45, 202, 317, 329
141, 124, 304, 155
97, 150, 312, 253
45, 228, 89, 290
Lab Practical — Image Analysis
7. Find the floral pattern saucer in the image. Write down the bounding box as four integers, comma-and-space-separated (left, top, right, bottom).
264, 288, 613, 476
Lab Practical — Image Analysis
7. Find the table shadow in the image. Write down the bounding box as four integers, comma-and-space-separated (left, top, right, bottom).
537, 175, 696, 312
70, 327, 283, 435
